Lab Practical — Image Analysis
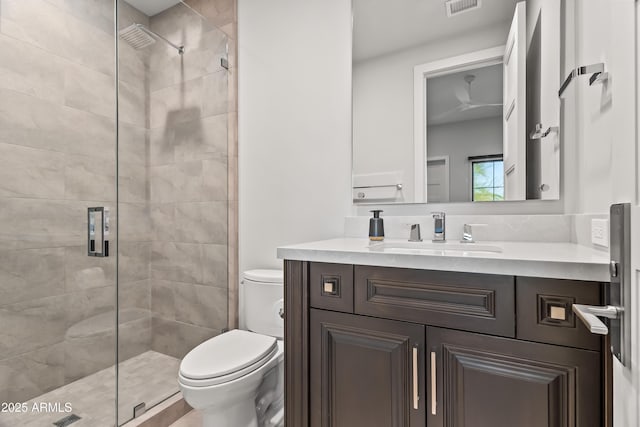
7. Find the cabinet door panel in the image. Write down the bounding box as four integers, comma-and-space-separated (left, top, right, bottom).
427, 327, 601, 427
310, 309, 425, 427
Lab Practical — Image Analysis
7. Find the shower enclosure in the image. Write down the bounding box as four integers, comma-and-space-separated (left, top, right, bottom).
0, 0, 231, 425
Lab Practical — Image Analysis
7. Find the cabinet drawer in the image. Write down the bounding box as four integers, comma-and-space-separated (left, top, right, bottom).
309, 262, 354, 313
516, 277, 602, 350
355, 266, 515, 337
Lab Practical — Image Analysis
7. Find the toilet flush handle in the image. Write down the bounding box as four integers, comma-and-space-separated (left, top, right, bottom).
278, 307, 285, 319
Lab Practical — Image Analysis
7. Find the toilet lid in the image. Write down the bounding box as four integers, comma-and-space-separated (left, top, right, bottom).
180, 330, 277, 380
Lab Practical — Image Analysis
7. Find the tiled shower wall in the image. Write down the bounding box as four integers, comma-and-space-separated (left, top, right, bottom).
147, 4, 231, 359
183, 0, 239, 332
116, 1, 153, 369
0, 0, 149, 403
0, 0, 238, 403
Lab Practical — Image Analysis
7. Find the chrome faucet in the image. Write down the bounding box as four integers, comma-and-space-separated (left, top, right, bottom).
461, 223, 487, 243
461, 224, 475, 243
431, 212, 446, 242
408, 224, 422, 242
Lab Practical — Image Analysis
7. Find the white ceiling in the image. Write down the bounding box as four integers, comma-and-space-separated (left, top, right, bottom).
124, 0, 183, 16
427, 63, 502, 126
352, 0, 520, 62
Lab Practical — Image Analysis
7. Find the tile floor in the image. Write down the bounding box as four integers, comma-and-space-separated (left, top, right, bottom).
0, 351, 180, 427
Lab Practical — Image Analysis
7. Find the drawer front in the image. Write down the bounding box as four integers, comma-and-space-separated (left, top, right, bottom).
354, 266, 515, 337
309, 263, 354, 313
516, 277, 602, 350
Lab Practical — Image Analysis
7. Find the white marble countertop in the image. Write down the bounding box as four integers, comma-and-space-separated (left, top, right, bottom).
277, 238, 610, 282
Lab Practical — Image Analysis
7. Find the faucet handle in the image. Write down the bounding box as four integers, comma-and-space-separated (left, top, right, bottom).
408, 224, 422, 242
461, 223, 487, 243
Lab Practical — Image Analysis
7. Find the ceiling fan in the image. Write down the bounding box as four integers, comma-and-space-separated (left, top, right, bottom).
431, 74, 502, 122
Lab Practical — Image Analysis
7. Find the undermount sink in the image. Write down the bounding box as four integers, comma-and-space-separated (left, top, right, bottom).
368, 241, 503, 255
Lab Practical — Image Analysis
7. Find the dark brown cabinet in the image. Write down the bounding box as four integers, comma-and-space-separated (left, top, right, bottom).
427, 327, 601, 427
310, 309, 425, 427
285, 261, 608, 427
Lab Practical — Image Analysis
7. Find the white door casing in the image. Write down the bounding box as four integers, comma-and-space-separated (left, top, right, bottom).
608, 0, 640, 424
610, 0, 638, 425
613, 206, 640, 427
536, 0, 561, 200
426, 156, 450, 203
414, 46, 505, 204
503, 2, 526, 201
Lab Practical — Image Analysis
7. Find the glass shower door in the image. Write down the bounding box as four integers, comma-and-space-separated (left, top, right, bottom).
116, 1, 229, 424
0, 0, 119, 425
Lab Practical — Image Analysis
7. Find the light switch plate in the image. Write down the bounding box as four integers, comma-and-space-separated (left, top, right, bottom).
591, 218, 609, 247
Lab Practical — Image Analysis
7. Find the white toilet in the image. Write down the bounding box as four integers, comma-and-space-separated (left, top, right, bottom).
178, 269, 285, 427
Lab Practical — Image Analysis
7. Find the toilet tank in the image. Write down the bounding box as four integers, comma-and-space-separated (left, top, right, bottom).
243, 269, 284, 339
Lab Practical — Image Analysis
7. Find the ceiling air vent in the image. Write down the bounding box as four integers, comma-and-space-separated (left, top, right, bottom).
445, 0, 481, 17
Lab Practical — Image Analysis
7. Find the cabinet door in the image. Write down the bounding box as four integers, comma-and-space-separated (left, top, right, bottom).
310, 309, 425, 427
427, 327, 601, 427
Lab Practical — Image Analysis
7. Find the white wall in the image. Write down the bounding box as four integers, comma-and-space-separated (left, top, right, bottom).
563, 0, 636, 215
562, 1, 639, 425
427, 117, 503, 202
352, 25, 510, 203
238, 0, 352, 274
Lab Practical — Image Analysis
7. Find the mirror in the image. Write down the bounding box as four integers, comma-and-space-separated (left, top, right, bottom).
352, 0, 561, 204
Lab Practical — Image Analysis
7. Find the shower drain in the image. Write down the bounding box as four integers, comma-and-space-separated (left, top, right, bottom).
53, 414, 81, 427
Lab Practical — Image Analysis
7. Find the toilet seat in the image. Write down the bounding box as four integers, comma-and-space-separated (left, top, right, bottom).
179, 330, 278, 387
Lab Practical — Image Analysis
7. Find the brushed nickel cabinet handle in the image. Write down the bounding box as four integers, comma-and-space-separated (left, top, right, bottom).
430, 351, 437, 415
412, 345, 419, 410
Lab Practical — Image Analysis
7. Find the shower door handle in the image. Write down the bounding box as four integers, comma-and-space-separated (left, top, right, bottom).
88, 207, 110, 257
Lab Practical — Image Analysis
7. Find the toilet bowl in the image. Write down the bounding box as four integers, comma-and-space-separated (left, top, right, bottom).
178, 269, 284, 427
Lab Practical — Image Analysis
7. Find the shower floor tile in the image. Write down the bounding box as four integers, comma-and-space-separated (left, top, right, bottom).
0, 351, 180, 427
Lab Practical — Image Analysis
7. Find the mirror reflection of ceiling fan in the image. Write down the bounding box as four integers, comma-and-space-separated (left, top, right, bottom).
432, 74, 502, 121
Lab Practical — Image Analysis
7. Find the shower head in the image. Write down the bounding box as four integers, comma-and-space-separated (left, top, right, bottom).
119, 23, 185, 55
119, 24, 156, 50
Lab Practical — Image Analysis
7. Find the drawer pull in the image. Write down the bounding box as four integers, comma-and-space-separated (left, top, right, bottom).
430, 351, 437, 415
412, 345, 419, 410
323, 282, 335, 294
549, 305, 566, 320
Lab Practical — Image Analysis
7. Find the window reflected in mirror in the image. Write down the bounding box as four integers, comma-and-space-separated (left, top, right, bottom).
471, 157, 504, 202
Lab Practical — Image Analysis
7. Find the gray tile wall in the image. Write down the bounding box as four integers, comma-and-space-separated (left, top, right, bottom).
0, 0, 234, 404
184, 0, 239, 331
116, 0, 153, 369
0, 0, 152, 403
148, 4, 230, 360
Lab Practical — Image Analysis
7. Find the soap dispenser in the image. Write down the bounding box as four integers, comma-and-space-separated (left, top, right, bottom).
369, 210, 385, 241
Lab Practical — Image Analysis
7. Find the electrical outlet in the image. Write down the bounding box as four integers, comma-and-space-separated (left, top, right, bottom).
591, 218, 609, 247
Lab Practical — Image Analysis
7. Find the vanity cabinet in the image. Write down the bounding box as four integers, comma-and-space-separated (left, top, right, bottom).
310, 309, 425, 427
285, 261, 607, 427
